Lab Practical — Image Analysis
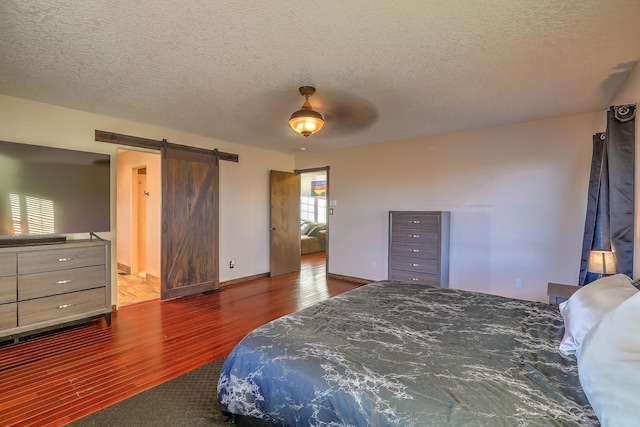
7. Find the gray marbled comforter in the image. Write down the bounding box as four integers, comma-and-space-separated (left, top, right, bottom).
217, 281, 597, 426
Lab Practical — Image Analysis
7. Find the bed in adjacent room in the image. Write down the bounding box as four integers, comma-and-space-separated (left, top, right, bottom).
217, 279, 614, 426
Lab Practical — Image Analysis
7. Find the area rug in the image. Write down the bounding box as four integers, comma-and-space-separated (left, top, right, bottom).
69, 357, 232, 426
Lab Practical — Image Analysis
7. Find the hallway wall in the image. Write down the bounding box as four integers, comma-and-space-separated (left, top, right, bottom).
116, 149, 161, 280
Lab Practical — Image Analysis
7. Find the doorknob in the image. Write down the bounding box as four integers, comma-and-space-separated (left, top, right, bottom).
269, 227, 277, 231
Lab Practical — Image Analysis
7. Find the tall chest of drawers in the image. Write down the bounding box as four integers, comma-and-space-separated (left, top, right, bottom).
0, 240, 111, 343
388, 211, 450, 287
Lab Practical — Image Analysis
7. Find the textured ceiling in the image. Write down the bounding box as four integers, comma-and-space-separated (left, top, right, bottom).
1, 1, 639, 153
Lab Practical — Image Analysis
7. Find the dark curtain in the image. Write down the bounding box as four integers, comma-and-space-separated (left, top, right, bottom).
579, 104, 636, 285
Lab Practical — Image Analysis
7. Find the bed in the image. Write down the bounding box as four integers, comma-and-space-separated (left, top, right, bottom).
218, 278, 640, 426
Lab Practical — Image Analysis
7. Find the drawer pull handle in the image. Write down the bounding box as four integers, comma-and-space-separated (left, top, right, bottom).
409, 234, 420, 238
58, 257, 73, 262
410, 263, 420, 267
409, 249, 420, 253
58, 304, 74, 309
56, 280, 72, 284
410, 220, 420, 224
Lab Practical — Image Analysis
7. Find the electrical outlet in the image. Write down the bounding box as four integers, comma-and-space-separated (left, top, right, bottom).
516, 278, 523, 288
230, 260, 235, 269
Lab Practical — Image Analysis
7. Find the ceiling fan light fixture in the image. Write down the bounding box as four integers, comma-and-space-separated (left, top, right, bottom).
289, 86, 324, 137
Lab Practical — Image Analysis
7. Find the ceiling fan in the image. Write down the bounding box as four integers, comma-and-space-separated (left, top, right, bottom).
286, 86, 378, 138
235, 86, 378, 143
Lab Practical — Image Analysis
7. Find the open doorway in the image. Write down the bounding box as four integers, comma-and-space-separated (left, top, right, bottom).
116, 148, 161, 307
299, 170, 328, 265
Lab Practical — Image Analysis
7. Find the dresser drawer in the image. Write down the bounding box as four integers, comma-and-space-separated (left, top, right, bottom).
0, 253, 16, 277
389, 243, 438, 260
0, 302, 17, 329
389, 256, 438, 274
391, 229, 439, 245
18, 265, 106, 300
18, 246, 105, 274
389, 269, 439, 286
391, 213, 439, 231
18, 287, 106, 326
0, 276, 17, 304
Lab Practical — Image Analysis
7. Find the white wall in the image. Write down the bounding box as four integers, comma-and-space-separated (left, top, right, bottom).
296, 112, 601, 302
0, 94, 294, 305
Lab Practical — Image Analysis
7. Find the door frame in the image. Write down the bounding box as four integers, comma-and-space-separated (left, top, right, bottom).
131, 166, 147, 276
96, 130, 238, 301
295, 166, 330, 275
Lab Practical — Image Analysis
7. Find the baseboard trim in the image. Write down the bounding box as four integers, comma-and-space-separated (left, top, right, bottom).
327, 272, 371, 284
117, 271, 366, 298
220, 273, 270, 288
221, 272, 370, 288
117, 270, 367, 291
117, 263, 131, 275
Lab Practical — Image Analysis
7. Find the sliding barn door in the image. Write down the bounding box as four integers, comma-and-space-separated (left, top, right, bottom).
161, 147, 219, 299
269, 170, 301, 276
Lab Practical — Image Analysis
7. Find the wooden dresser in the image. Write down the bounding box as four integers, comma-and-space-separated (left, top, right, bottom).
0, 240, 111, 343
388, 211, 450, 287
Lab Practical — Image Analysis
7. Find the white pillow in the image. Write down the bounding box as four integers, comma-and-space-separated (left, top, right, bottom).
576, 291, 640, 426
558, 274, 637, 355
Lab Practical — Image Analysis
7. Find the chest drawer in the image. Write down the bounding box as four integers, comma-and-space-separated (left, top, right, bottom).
391, 229, 439, 245
19, 265, 106, 300
0, 302, 17, 329
389, 269, 438, 286
0, 276, 17, 304
18, 287, 106, 326
0, 253, 16, 276
389, 256, 438, 274
389, 243, 438, 260
391, 214, 439, 231
18, 246, 105, 274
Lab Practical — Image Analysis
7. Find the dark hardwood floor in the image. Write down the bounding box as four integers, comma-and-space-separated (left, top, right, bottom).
0, 253, 361, 427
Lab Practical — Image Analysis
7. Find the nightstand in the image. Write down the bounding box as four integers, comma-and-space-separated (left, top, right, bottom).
547, 282, 580, 305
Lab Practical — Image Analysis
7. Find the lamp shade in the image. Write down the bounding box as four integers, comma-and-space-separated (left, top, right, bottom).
289, 107, 324, 136
588, 250, 617, 275
289, 86, 325, 137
